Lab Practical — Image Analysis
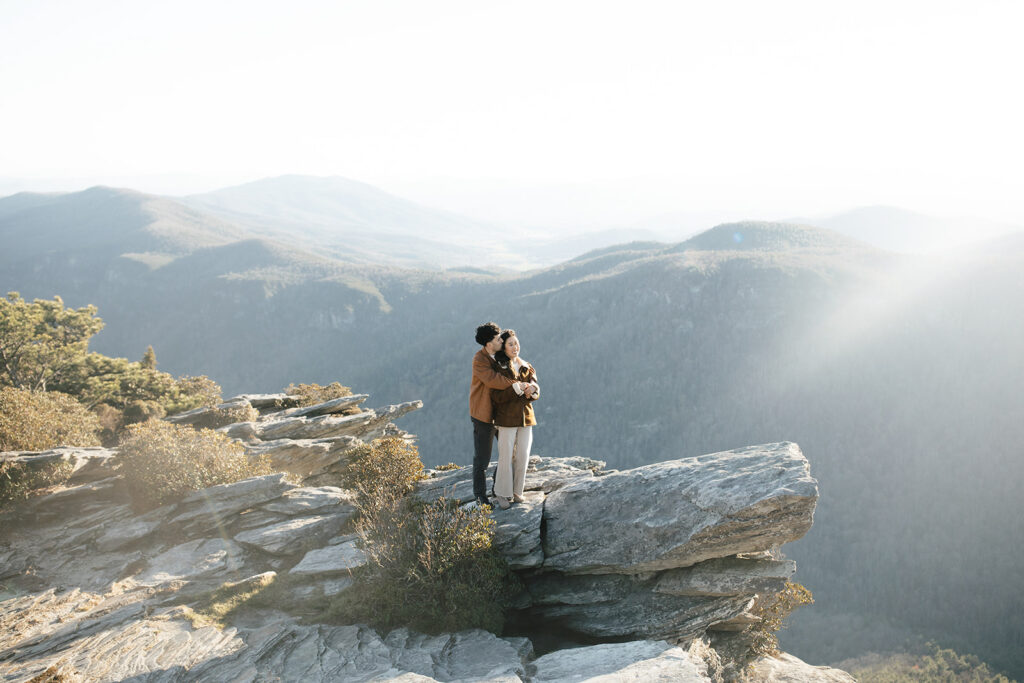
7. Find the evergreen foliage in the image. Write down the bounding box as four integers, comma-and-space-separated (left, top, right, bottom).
0, 386, 101, 451
0, 292, 103, 391
116, 420, 270, 509
140, 345, 157, 370
0, 293, 221, 442
52, 351, 221, 415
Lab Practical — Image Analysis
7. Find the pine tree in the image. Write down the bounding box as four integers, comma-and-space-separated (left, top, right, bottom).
140, 345, 157, 370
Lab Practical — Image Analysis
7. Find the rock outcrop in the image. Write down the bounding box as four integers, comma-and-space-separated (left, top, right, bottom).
413, 442, 816, 647
0, 391, 851, 682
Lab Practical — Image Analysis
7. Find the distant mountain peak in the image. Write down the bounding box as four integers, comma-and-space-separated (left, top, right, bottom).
672, 221, 873, 253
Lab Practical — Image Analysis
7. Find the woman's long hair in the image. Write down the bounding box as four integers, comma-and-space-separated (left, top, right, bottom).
494, 329, 516, 368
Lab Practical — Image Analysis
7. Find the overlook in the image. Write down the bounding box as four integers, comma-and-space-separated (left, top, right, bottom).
0, 389, 849, 682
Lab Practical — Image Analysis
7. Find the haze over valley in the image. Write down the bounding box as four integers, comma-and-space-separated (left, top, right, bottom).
2, 175, 1023, 676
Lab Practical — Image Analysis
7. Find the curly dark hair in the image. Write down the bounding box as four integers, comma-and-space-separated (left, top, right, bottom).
475, 322, 501, 346
494, 329, 516, 366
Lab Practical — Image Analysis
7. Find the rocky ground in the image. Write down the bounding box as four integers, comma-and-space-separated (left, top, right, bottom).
0, 393, 853, 682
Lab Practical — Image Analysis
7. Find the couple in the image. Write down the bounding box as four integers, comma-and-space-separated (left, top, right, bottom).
469, 322, 540, 510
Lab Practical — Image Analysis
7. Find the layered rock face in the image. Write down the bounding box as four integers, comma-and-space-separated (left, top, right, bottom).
416, 442, 817, 648
0, 393, 851, 682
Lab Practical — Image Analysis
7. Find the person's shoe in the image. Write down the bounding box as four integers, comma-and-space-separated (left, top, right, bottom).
512, 493, 525, 504
496, 496, 511, 510
475, 496, 491, 509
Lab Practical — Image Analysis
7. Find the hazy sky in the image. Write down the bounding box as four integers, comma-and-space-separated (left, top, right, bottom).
2, 0, 1022, 226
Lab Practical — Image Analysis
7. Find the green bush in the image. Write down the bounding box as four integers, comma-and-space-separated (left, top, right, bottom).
340, 437, 424, 509
328, 437, 518, 634
167, 375, 222, 414
53, 352, 223, 418
0, 386, 101, 451
117, 420, 270, 509
328, 495, 518, 634
749, 581, 814, 657
0, 459, 74, 510
0, 292, 103, 391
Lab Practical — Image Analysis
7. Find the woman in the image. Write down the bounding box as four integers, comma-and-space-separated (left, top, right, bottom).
490, 329, 539, 509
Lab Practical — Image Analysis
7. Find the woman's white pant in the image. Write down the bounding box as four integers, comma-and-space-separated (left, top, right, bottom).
495, 425, 532, 498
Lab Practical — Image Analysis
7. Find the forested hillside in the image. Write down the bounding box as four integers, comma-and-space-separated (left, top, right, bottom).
3, 197, 1022, 677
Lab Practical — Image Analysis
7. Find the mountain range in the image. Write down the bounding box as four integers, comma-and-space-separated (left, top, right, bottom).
2, 177, 1023, 677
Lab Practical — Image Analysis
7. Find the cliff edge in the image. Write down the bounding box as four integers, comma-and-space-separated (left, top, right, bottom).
0, 392, 852, 682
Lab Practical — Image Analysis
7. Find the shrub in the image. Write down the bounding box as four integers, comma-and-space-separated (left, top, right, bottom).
0, 459, 74, 510
167, 375, 222, 414
92, 403, 125, 446
122, 399, 167, 425
117, 420, 270, 509
284, 382, 354, 409
841, 642, 1011, 683
748, 581, 814, 657
191, 402, 259, 430
340, 437, 424, 509
0, 387, 101, 451
52, 353, 223, 419
328, 495, 518, 634
434, 462, 462, 471
328, 437, 519, 634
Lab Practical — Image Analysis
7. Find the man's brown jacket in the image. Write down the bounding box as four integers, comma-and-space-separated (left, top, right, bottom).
470, 348, 514, 423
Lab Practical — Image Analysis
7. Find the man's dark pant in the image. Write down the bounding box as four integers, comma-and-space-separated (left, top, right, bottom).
472, 417, 496, 500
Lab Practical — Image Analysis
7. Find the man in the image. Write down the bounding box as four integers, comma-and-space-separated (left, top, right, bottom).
469, 322, 532, 507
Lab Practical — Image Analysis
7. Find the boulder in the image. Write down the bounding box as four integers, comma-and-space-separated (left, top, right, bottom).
525, 455, 603, 493
543, 442, 817, 574
290, 539, 367, 577
95, 503, 177, 552
232, 508, 288, 531
234, 511, 353, 556
0, 447, 117, 484
265, 393, 369, 419
743, 652, 857, 682
136, 538, 246, 584
256, 401, 422, 441
415, 466, 476, 504
261, 486, 356, 516
17, 476, 125, 517
491, 490, 544, 569
522, 572, 753, 641
169, 473, 294, 533
245, 436, 359, 478
187, 621, 528, 682
531, 640, 710, 682
655, 557, 796, 597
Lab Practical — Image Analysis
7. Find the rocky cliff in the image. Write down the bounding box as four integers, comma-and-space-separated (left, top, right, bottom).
0, 393, 852, 682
